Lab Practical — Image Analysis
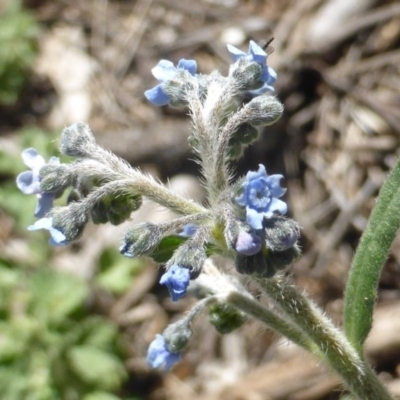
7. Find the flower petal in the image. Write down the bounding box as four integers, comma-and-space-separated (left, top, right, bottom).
152, 60, 177, 81
28, 217, 54, 231
160, 265, 191, 301
227, 44, 246, 62
248, 40, 267, 64
144, 85, 170, 106
21, 148, 45, 169
16, 171, 40, 194
177, 59, 197, 75
265, 197, 288, 217
34, 192, 56, 218
147, 334, 181, 370
266, 174, 286, 198
246, 207, 264, 230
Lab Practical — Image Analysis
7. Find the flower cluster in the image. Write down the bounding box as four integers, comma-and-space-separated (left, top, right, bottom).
16, 40, 300, 373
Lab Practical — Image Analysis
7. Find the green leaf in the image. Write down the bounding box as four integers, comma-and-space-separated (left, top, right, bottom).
151, 235, 187, 263
344, 160, 400, 353
97, 248, 144, 294
29, 270, 89, 321
68, 346, 127, 391
82, 392, 121, 400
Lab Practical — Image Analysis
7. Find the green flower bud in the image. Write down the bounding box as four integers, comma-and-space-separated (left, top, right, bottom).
231, 58, 264, 92
51, 203, 88, 242
233, 123, 259, 145
227, 137, 243, 160
61, 122, 96, 157
163, 319, 192, 353
264, 216, 301, 252
40, 164, 71, 193
209, 302, 247, 334
269, 244, 301, 271
246, 95, 283, 127
235, 252, 275, 278
119, 222, 163, 258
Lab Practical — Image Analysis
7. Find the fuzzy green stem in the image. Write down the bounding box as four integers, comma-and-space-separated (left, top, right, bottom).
256, 277, 392, 400
226, 291, 321, 356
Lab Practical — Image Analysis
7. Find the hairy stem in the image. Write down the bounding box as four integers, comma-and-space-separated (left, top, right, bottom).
257, 276, 393, 400
226, 290, 320, 356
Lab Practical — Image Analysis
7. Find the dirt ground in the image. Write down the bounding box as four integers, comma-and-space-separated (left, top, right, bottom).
2, 0, 400, 399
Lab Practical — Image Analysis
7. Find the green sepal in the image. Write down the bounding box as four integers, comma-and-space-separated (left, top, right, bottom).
344, 159, 400, 353
209, 302, 247, 334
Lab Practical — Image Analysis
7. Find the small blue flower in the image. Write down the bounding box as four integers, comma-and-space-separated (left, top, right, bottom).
160, 264, 191, 302
236, 164, 287, 230
16, 148, 59, 218
147, 334, 181, 371
27, 217, 68, 246
235, 231, 262, 256
227, 40, 277, 94
179, 223, 198, 238
145, 59, 197, 106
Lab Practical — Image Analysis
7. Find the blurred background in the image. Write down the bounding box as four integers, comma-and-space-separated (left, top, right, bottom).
1, 0, 400, 399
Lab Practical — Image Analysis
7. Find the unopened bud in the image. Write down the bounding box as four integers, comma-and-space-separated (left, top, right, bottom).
269, 244, 301, 271
230, 58, 264, 92
235, 252, 275, 278
264, 216, 300, 252
163, 319, 192, 353
40, 164, 71, 193
245, 95, 283, 127
61, 122, 96, 157
209, 302, 247, 334
119, 222, 162, 258
233, 123, 259, 145
51, 203, 88, 242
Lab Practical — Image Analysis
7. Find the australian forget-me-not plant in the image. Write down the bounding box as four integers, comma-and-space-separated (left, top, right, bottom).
16, 40, 400, 399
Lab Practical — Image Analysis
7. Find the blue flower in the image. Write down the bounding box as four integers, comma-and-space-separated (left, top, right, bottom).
16, 148, 59, 218
235, 231, 262, 256
147, 334, 181, 371
179, 223, 198, 237
145, 59, 197, 106
227, 40, 277, 94
27, 217, 68, 246
160, 264, 191, 302
236, 164, 287, 230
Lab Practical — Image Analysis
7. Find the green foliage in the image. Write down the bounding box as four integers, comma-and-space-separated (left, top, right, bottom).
96, 247, 144, 294
344, 159, 400, 353
151, 235, 187, 263
0, 0, 40, 105
0, 261, 128, 400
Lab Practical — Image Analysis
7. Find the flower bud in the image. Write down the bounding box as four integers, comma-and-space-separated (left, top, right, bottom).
108, 194, 142, 225
51, 203, 88, 242
230, 58, 264, 92
162, 319, 192, 353
224, 218, 261, 256
269, 244, 301, 271
233, 123, 259, 145
208, 302, 247, 334
147, 334, 181, 371
227, 137, 243, 160
60, 122, 96, 157
172, 241, 207, 279
119, 222, 162, 258
264, 216, 300, 252
245, 95, 284, 127
235, 252, 276, 278
39, 163, 71, 194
